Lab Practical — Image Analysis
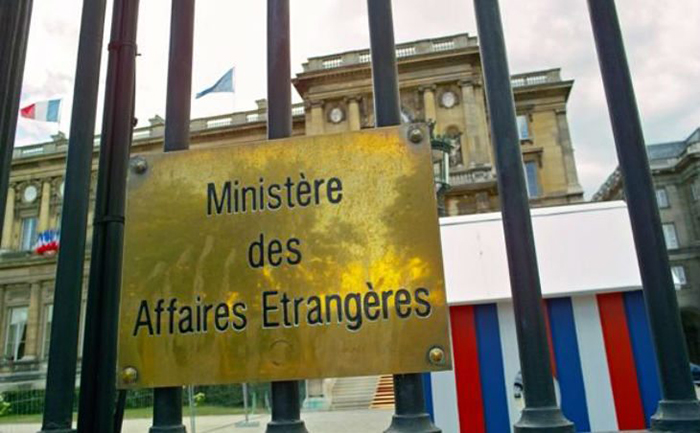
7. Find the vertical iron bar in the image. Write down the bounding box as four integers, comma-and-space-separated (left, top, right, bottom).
366, 1, 439, 432
113, 390, 127, 433
150, 1, 195, 430
76, 0, 140, 431
265, 2, 307, 432
586, 1, 700, 430
40, 0, 108, 430
472, 0, 573, 431
0, 0, 33, 244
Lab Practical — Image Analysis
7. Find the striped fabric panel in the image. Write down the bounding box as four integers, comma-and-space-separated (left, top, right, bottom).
474, 304, 511, 433
572, 295, 619, 431
430, 370, 461, 432
449, 305, 486, 432
597, 292, 647, 430
422, 373, 434, 422
622, 291, 661, 426
497, 302, 522, 430
546, 298, 590, 431
430, 292, 660, 432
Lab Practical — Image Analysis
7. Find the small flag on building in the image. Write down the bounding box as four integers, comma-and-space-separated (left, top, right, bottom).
196, 68, 235, 99
20, 99, 62, 123
34, 229, 60, 256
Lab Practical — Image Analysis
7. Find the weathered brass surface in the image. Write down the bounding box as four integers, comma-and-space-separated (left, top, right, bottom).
118, 125, 451, 388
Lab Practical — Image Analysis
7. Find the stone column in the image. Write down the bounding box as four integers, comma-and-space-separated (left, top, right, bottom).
38, 180, 51, 232
347, 97, 361, 131
302, 378, 331, 410
1, 185, 15, 250
309, 101, 325, 136
460, 80, 491, 167
556, 108, 583, 194
23, 282, 42, 360
421, 86, 437, 124
0, 286, 5, 350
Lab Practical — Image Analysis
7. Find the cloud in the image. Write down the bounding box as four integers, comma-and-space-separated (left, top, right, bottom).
15, 0, 700, 198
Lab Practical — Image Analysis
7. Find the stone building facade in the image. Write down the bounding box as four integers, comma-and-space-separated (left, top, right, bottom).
0, 33, 583, 390
594, 127, 700, 362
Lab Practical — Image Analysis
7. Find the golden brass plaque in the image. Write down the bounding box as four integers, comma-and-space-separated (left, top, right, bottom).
118, 125, 451, 388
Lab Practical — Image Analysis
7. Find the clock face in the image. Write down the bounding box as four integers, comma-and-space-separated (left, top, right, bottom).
329, 107, 344, 124
23, 185, 38, 203
441, 91, 457, 108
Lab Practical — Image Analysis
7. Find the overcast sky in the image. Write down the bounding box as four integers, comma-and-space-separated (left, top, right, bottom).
15, 0, 700, 197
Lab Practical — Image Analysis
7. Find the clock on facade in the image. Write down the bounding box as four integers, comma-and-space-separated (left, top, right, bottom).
23, 185, 38, 203
329, 107, 344, 124
441, 91, 457, 109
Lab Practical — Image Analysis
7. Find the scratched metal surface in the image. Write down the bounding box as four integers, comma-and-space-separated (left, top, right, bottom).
117, 124, 450, 388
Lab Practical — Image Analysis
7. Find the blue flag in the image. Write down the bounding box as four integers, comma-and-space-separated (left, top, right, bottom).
196, 68, 235, 99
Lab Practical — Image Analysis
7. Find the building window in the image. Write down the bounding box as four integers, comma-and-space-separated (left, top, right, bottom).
672, 265, 687, 288
20, 217, 38, 251
43, 304, 53, 359
4, 306, 28, 361
517, 115, 530, 141
656, 188, 669, 208
692, 182, 700, 201
662, 223, 679, 249
524, 161, 540, 198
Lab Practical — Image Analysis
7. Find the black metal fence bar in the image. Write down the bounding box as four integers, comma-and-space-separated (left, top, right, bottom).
472, 0, 573, 431
586, 0, 700, 430
76, 0, 140, 431
266, 2, 307, 432
149, 1, 195, 431
0, 0, 33, 244
365, 1, 439, 432
40, 0, 108, 431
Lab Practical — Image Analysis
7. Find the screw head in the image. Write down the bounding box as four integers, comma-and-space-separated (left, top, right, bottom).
408, 127, 424, 144
121, 366, 138, 384
131, 157, 148, 174
428, 346, 446, 365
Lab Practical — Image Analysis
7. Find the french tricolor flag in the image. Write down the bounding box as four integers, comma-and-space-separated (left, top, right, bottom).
20, 99, 62, 122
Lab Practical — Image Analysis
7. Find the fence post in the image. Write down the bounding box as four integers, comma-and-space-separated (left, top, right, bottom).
149, 1, 195, 431
365, 1, 440, 431
586, 1, 700, 430
40, 0, 108, 431
265, 2, 308, 432
76, 0, 140, 431
0, 0, 33, 245
471, 0, 574, 431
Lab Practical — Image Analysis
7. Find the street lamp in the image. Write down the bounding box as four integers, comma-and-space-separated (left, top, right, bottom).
428, 120, 453, 217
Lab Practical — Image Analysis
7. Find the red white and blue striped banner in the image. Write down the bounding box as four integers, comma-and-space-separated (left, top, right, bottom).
20, 99, 62, 122
34, 229, 60, 256
424, 291, 661, 432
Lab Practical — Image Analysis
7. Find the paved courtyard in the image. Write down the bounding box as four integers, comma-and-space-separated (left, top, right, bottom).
0, 409, 394, 433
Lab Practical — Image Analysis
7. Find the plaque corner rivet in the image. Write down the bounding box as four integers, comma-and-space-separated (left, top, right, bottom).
408, 127, 424, 144
121, 366, 139, 384
428, 346, 445, 366
131, 157, 148, 174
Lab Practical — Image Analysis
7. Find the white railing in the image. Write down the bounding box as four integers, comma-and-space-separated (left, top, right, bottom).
132, 130, 150, 140
322, 57, 343, 69
432, 40, 455, 52
396, 46, 416, 58
206, 118, 233, 129
511, 73, 550, 88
